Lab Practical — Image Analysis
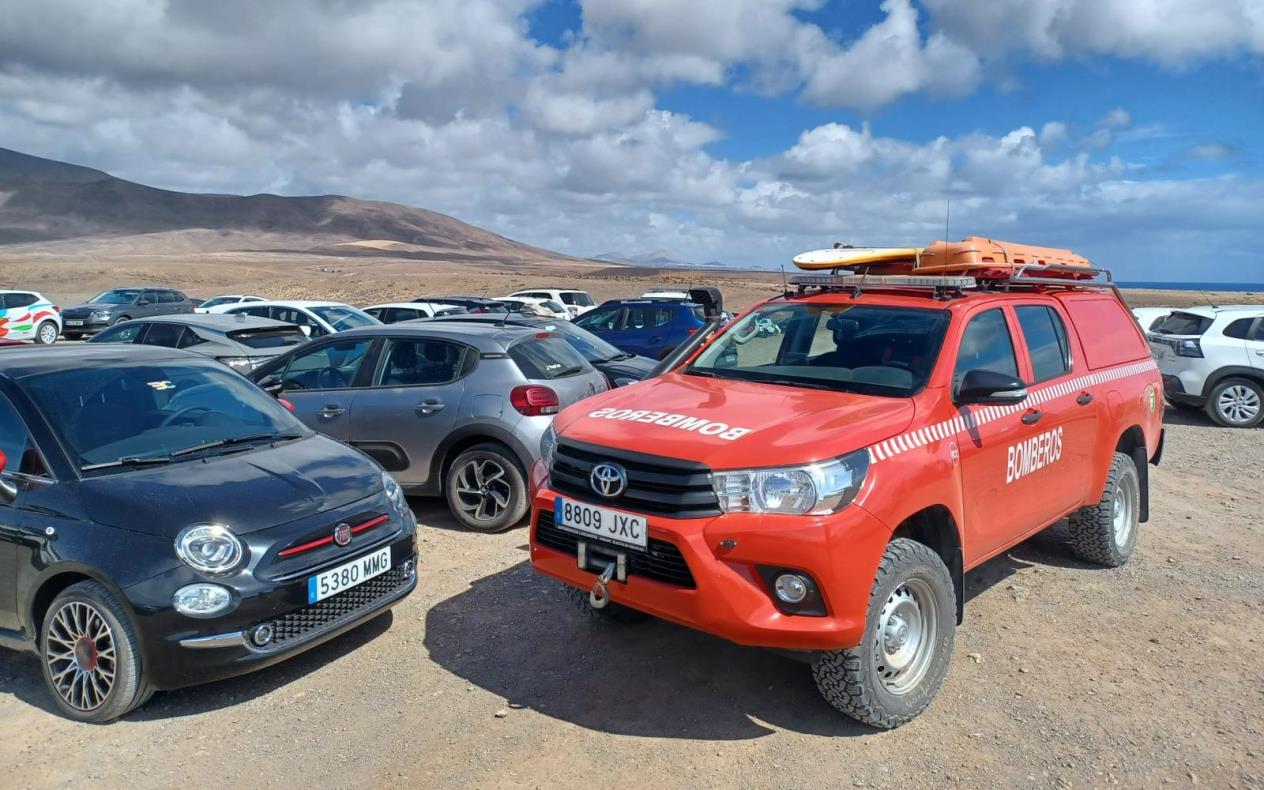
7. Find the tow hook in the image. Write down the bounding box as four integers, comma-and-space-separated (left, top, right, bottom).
589, 562, 617, 609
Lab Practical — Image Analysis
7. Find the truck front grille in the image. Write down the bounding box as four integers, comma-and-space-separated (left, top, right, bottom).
550, 439, 720, 519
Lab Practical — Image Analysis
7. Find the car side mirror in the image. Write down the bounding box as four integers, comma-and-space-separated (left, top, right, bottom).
256, 373, 285, 396
688, 287, 724, 320
956, 369, 1028, 405
0, 450, 17, 505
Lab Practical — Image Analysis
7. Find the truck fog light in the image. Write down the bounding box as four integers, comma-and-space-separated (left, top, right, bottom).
173, 584, 234, 618
250, 623, 274, 647
774, 573, 809, 604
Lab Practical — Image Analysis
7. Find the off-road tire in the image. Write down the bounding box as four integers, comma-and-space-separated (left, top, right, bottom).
40, 580, 151, 723
444, 443, 527, 533
1205, 377, 1264, 428
563, 584, 649, 624
1068, 451, 1139, 567
34, 321, 59, 345
812, 538, 955, 729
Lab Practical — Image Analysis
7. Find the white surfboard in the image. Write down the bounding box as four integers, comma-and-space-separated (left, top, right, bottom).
792, 247, 920, 271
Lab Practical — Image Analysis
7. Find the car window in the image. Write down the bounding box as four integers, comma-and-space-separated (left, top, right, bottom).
141, 323, 188, 348
1015, 305, 1071, 382
199, 296, 235, 309
562, 292, 594, 307
954, 309, 1020, 389
309, 305, 378, 330
624, 306, 673, 330
377, 339, 465, 386
228, 327, 308, 349
1153, 311, 1212, 336
270, 307, 327, 337
0, 393, 50, 478
390, 308, 422, 322
242, 297, 264, 303
155, 291, 177, 304
544, 321, 626, 362
1223, 318, 1253, 340
575, 305, 622, 331
90, 289, 142, 304
509, 337, 590, 380
234, 305, 271, 319
281, 339, 374, 390
2, 292, 37, 309
92, 323, 144, 343
1252, 321, 1264, 342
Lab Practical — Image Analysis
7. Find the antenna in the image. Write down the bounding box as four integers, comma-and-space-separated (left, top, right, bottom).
944, 197, 951, 243
1198, 289, 1218, 309
780, 264, 787, 295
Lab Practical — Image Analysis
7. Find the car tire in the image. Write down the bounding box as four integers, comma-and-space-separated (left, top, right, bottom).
445, 443, 527, 533
34, 321, 59, 345
812, 538, 955, 729
40, 580, 150, 723
1205, 377, 1264, 428
562, 584, 649, 624
1068, 451, 1139, 567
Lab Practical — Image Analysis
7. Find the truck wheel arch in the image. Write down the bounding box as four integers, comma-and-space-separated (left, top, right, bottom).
889, 505, 965, 624
1113, 426, 1150, 523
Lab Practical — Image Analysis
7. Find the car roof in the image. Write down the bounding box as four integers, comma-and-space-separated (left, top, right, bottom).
334, 319, 557, 350
122, 314, 295, 330
0, 344, 204, 379
514, 288, 587, 293
1164, 305, 1264, 318
601, 298, 700, 307
226, 300, 349, 309
366, 302, 459, 310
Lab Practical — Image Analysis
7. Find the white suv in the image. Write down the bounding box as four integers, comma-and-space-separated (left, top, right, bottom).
508, 288, 595, 318
1149, 306, 1264, 427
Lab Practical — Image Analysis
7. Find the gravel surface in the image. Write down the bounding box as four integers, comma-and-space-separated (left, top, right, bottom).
1, 412, 1260, 788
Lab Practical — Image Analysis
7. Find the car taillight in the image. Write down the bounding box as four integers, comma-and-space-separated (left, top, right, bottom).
687, 327, 699, 334
53, 305, 61, 313
278, 398, 296, 413
510, 385, 559, 416
1175, 338, 1204, 358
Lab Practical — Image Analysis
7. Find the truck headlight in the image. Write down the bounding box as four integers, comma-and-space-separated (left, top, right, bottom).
712, 449, 870, 515
175, 524, 245, 575
540, 423, 557, 469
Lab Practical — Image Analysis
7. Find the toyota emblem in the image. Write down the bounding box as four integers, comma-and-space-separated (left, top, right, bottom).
589, 462, 628, 498
333, 523, 352, 546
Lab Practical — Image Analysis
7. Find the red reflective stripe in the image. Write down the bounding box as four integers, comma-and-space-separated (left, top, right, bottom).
277, 514, 390, 558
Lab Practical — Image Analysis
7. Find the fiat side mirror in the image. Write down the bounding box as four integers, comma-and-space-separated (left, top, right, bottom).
956, 369, 1028, 405
0, 450, 18, 505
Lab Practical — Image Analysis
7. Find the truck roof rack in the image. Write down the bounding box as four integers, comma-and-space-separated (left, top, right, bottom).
788, 265, 1123, 301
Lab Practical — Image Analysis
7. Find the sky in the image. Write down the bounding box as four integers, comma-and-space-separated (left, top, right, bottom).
0, 0, 1261, 282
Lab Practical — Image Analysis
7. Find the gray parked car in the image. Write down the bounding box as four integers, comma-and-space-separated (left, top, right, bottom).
60, 287, 197, 339
249, 322, 608, 531
86, 314, 309, 373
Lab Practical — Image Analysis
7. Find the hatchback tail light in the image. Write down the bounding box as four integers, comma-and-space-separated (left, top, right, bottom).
510, 385, 560, 416
53, 305, 61, 313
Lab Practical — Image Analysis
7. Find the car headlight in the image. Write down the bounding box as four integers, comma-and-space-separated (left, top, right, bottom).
175, 524, 245, 575
89, 310, 111, 321
712, 449, 870, 515
382, 471, 409, 515
540, 423, 557, 468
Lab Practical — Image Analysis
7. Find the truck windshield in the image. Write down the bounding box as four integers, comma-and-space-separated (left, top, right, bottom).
688, 302, 951, 397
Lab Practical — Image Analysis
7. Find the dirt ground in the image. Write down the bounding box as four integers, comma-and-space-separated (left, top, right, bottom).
0, 255, 1262, 788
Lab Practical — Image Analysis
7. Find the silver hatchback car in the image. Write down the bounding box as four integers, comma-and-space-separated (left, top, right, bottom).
250, 322, 607, 531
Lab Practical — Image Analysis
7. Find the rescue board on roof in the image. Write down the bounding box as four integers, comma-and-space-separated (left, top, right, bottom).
793, 236, 1093, 279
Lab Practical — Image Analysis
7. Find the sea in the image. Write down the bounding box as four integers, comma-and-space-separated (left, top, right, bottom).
1118, 281, 1261, 293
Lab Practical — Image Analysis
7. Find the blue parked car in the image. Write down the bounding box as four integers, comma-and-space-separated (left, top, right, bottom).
572, 299, 706, 360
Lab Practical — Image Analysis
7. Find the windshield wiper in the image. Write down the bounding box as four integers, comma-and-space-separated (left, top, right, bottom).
82, 455, 173, 472
171, 432, 302, 458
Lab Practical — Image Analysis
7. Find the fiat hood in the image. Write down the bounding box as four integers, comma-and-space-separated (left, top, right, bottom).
78, 435, 383, 538
553, 372, 916, 469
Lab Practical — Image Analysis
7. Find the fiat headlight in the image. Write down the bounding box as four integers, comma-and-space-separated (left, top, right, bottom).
540, 423, 557, 469
712, 449, 870, 515
175, 525, 245, 575
382, 471, 408, 515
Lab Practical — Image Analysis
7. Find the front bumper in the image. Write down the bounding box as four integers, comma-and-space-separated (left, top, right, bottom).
529, 485, 892, 651
126, 531, 417, 690
60, 316, 111, 334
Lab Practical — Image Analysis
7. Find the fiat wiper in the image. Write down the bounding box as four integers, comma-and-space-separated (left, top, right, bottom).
81, 455, 173, 471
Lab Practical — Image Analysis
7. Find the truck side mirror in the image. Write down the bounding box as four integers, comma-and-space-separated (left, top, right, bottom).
956, 369, 1028, 406
0, 450, 17, 505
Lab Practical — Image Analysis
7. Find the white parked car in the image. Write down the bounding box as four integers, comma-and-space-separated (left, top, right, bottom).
195, 294, 267, 314
1131, 306, 1173, 332
1148, 306, 1264, 427
508, 288, 595, 317
211, 300, 380, 338
0, 290, 61, 344
496, 296, 570, 320
363, 301, 466, 324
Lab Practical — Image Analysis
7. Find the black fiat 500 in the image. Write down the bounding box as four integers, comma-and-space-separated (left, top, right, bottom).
0, 345, 417, 722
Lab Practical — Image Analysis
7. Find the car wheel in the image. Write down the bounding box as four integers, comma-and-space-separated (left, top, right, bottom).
40, 580, 150, 723
34, 321, 59, 345
1068, 451, 1139, 567
445, 443, 527, 533
1205, 377, 1264, 428
562, 584, 649, 624
812, 538, 955, 729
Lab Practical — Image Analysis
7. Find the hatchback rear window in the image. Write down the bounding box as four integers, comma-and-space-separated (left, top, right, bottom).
1152, 311, 1213, 336
229, 328, 309, 349
508, 337, 590, 380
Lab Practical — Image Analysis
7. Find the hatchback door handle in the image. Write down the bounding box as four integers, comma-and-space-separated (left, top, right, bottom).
415, 400, 446, 415
1021, 409, 1043, 425
319, 405, 345, 418
1076, 392, 1094, 406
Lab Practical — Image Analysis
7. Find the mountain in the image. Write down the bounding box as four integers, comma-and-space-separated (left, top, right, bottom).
591, 249, 724, 268
0, 146, 580, 264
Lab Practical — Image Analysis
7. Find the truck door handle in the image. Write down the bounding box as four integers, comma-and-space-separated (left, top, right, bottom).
318, 405, 345, 418
1076, 392, 1094, 406
414, 400, 446, 415
1021, 409, 1043, 425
